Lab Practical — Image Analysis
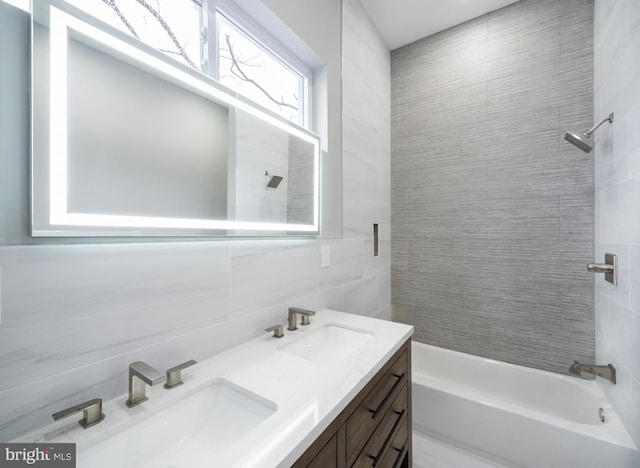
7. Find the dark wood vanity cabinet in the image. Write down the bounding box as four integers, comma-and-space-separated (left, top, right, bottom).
293, 339, 411, 468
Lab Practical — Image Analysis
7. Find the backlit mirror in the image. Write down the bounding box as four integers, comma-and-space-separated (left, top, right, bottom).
31, 0, 320, 237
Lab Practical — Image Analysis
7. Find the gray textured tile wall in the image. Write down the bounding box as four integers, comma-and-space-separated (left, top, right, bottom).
391, 0, 595, 373
0, 0, 391, 441
594, 0, 640, 448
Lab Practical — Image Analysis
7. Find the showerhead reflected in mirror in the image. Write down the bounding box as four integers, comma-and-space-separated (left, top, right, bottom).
31, 1, 320, 237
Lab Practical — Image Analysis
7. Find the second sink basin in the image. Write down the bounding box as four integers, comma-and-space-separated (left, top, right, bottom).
279, 324, 372, 363
77, 379, 276, 468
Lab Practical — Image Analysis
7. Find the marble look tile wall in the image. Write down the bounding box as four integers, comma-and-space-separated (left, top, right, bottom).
0, 0, 391, 441
594, 0, 640, 448
391, 0, 595, 373
342, 0, 392, 305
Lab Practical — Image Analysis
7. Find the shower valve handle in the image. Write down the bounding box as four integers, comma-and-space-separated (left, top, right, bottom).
587, 263, 613, 274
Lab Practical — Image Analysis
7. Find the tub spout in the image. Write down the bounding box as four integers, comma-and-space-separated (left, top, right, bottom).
569, 361, 616, 384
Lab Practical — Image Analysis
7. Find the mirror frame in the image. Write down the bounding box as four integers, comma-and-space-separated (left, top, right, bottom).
31, 1, 321, 237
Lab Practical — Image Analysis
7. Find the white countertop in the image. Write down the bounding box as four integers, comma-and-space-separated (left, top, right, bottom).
16, 310, 413, 467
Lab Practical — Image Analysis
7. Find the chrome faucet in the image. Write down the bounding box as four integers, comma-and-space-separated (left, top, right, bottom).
265, 324, 284, 338
52, 398, 105, 429
569, 361, 616, 384
126, 361, 166, 407
164, 360, 197, 389
287, 307, 316, 331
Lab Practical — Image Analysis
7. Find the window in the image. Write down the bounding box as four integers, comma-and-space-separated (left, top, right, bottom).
67, 0, 203, 70
67, 0, 310, 127
215, 11, 306, 125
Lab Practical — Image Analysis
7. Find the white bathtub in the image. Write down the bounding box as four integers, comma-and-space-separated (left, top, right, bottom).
411, 341, 639, 468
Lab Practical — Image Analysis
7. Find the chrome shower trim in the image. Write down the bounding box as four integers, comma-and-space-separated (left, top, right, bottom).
564, 112, 614, 153
585, 112, 614, 136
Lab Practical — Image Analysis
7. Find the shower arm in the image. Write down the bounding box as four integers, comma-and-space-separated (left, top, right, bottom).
585, 113, 614, 136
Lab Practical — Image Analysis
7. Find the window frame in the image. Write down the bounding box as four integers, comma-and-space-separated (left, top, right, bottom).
201, 0, 312, 128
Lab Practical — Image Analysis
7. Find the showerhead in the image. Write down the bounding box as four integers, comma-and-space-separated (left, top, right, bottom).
267, 175, 283, 188
564, 112, 614, 153
564, 130, 594, 153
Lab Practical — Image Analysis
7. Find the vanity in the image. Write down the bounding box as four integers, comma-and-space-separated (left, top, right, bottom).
16, 310, 413, 467
293, 339, 411, 468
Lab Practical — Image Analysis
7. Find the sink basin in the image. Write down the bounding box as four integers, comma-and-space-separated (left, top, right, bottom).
77, 380, 276, 468
279, 324, 372, 363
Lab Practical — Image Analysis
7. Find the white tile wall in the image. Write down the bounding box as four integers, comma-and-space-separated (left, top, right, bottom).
0, 0, 391, 441
594, 0, 640, 449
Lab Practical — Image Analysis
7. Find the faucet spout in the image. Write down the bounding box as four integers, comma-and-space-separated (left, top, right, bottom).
287, 307, 316, 331
126, 361, 166, 407
569, 360, 616, 384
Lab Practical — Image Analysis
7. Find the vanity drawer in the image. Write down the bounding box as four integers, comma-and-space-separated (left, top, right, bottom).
346, 349, 408, 460
375, 411, 408, 468
351, 382, 408, 468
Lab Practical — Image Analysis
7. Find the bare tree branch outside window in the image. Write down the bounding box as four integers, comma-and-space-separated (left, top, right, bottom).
223, 34, 298, 113
93, 0, 302, 122
100, 0, 197, 69
131, 0, 197, 69
100, 0, 140, 39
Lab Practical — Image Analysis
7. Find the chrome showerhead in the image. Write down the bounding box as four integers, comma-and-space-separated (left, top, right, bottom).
564, 112, 614, 153
564, 130, 594, 153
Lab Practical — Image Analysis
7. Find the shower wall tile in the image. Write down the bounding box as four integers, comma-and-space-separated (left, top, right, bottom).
392, 0, 595, 373
598, 352, 634, 429
594, 0, 640, 448
0, 0, 392, 441
595, 242, 630, 308
595, 113, 628, 191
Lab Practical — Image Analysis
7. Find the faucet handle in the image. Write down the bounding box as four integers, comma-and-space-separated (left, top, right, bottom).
265, 324, 284, 338
164, 360, 197, 389
298, 309, 316, 326
52, 398, 105, 429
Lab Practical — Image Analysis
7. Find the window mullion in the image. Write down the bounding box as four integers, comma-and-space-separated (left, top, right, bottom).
202, 0, 219, 80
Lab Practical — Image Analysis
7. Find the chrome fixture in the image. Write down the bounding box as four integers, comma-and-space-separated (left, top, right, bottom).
164, 360, 197, 389
564, 112, 614, 153
265, 324, 284, 338
52, 398, 105, 429
126, 361, 166, 407
588, 253, 617, 286
599, 407, 606, 423
569, 361, 616, 384
287, 307, 316, 331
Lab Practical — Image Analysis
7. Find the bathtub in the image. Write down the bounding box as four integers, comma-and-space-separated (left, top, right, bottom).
411, 341, 639, 468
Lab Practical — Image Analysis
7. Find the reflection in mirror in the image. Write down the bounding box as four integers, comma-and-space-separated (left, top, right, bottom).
232, 109, 314, 226
31, 0, 320, 237
67, 36, 229, 221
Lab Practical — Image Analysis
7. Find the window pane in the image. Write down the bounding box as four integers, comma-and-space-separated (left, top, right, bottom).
216, 12, 303, 125
66, 0, 202, 70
